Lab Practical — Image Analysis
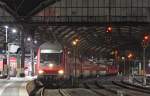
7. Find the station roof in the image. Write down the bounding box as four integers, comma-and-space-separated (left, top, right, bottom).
1, 0, 56, 16
0, 0, 150, 58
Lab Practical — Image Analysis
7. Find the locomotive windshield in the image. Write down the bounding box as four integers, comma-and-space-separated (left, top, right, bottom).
40, 49, 62, 67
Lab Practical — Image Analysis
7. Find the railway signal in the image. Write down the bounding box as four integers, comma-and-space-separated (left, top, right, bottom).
105, 25, 112, 42
143, 35, 149, 45
106, 25, 112, 33
143, 34, 149, 41
142, 34, 149, 85
142, 35, 149, 47
144, 35, 149, 41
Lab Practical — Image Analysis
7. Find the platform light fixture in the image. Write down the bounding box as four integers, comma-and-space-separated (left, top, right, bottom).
121, 57, 125, 60
72, 38, 80, 87
34, 40, 37, 44
67, 51, 71, 55
3, 25, 17, 79
72, 38, 79, 46
127, 53, 133, 59
12, 29, 17, 33
27, 37, 31, 41
72, 41, 77, 46
75, 38, 79, 42
4, 25, 8, 29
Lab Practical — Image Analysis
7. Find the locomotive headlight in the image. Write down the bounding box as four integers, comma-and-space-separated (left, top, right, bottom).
49, 63, 54, 68
58, 70, 64, 75
38, 70, 44, 74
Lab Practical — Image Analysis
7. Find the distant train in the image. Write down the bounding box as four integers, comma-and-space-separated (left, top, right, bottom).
36, 41, 118, 81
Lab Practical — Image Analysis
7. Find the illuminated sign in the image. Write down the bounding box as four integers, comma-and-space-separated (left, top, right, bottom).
40, 49, 62, 53
8, 44, 20, 53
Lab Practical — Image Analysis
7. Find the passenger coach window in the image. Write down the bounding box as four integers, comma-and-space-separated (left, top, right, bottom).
40, 53, 62, 66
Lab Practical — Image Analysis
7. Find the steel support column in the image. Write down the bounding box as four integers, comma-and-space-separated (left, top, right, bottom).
20, 28, 25, 77
31, 44, 34, 76
143, 47, 146, 85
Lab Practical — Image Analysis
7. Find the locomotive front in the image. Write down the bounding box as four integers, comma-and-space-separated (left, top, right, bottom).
37, 42, 64, 81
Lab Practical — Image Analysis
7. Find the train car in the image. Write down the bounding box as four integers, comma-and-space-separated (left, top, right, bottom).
36, 41, 118, 82
66, 55, 118, 78
36, 41, 65, 81
106, 65, 118, 75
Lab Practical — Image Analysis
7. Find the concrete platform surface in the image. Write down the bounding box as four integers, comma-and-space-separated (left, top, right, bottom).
0, 79, 29, 96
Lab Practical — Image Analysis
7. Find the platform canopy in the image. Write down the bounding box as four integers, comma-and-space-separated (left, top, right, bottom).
0, 0, 150, 57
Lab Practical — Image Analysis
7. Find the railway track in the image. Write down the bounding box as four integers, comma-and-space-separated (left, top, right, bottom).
121, 81, 150, 91
133, 78, 150, 86
41, 87, 71, 96
37, 79, 150, 96
40, 84, 71, 96
58, 89, 72, 96
87, 80, 150, 96
111, 81, 150, 96
83, 82, 117, 96
95, 81, 133, 96
40, 87, 45, 96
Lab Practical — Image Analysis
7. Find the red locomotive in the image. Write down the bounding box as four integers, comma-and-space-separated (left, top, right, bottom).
36, 41, 118, 81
